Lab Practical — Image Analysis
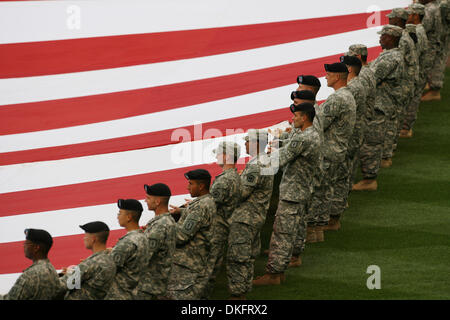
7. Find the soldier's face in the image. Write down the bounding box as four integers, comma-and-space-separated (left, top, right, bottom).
117, 209, 130, 227
325, 72, 338, 87
24, 240, 36, 260
407, 14, 420, 25
379, 34, 389, 49
83, 233, 95, 250
145, 194, 158, 210
187, 180, 200, 197
292, 111, 305, 128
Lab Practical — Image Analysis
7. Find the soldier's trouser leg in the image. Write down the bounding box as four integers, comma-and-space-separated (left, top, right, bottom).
393, 101, 408, 152
360, 110, 386, 179
382, 107, 397, 159
203, 220, 229, 299
292, 200, 309, 257
428, 48, 447, 90
227, 222, 259, 296
403, 79, 427, 131
166, 264, 206, 300
311, 181, 332, 226
266, 200, 304, 274
329, 160, 350, 219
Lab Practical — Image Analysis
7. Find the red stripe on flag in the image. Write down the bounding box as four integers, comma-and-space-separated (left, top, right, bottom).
0, 12, 388, 78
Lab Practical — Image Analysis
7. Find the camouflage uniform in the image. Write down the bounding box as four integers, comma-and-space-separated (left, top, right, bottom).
369, 41, 405, 160
266, 126, 320, 274
203, 168, 241, 298
403, 22, 432, 131
394, 30, 419, 150
357, 64, 385, 180
319, 87, 356, 220
136, 213, 176, 300
423, 0, 445, 90
227, 153, 274, 296
59, 250, 116, 300
346, 77, 367, 190
105, 229, 149, 300
166, 193, 216, 300
0, 259, 60, 300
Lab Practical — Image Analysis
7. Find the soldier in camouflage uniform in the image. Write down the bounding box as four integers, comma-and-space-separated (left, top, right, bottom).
105, 199, 149, 300
318, 63, 356, 231
1, 229, 60, 300
227, 129, 274, 299
253, 102, 320, 286
402, 4, 433, 137
369, 25, 405, 169
420, 0, 445, 101
59, 222, 116, 300
294, 76, 326, 243
339, 55, 367, 195
202, 142, 242, 299
166, 169, 216, 300
347, 44, 383, 192
387, 8, 420, 154
135, 183, 176, 300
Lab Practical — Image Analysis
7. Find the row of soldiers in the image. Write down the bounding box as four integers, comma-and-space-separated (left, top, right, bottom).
1, 1, 449, 300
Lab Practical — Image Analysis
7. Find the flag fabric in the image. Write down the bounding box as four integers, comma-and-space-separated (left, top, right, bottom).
0, 0, 409, 293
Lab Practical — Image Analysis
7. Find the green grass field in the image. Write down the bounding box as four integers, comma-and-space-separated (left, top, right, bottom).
211, 68, 450, 300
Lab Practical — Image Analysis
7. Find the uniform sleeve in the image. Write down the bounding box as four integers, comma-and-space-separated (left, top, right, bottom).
240, 164, 261, 201
210, 178, 230, 205
370, 55, 397, 84
111, 239, 135, 269
175, 205, 206, 245
269, 133, 306, 168
2, 272, 36, 300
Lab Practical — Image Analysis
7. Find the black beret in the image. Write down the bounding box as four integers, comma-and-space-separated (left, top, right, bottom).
24, 228, 53, 248
79, 221, 110, 233
144, 183, 171, 197
324, 63, 349, 73
117, 199, 143, 212
340, 55, 362, 68
184, 169, 211, 181
291, 90, 316, 101
290, 102, 316, 114
296, 75, 321, 87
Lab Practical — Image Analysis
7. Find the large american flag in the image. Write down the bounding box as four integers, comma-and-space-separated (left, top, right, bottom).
0, 0, 409, 293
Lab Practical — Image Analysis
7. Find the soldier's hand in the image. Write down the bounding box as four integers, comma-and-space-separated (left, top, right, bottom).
183, 198, 192, 206
285, 127, 292, 133
169, 205, 181, 214
79, 258, 85, 263
141, 225, 147, 231
61, 267, 68, 275
106, 247, 113, 253
238, 169, 244, 175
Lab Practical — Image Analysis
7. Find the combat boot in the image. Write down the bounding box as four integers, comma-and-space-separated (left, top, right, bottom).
288, 256, 302, 268
306, 226, 317, 243
314, 226, 325, 242
324, 216, 340, 231
352, 179, 378, 191
252, 273, 283, 286
421, 90, 441, 101
380, 158, 392, 168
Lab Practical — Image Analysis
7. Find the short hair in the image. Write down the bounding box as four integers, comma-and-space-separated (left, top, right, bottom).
350, 65, 362, 76
157, 196, 170, 206
337, 72, 349, 80
126, 209, 142, 223
300, 109, 316, 123
196, 179, 211, 191
36, 242, 51, 256
93, 230, 109, 244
